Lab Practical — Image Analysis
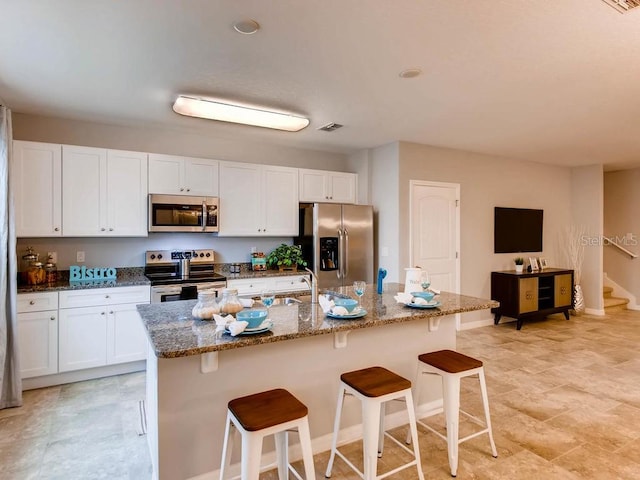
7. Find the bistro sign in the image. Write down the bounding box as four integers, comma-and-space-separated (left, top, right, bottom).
69, 265, 117, 282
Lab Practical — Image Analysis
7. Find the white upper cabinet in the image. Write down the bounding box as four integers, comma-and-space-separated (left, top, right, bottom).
148, 153, 219, 196
13, 141, 62, 237
218, 162, 298, 236
62, 145, 148, 236
298, 169, 357, 204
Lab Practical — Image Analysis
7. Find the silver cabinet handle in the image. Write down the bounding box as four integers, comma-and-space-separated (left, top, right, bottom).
101, 227, 106, 231
109, 228, 113, 231
50, 316, 55, 321
105, 295, 110, 299
186, 188, 190, 192
101, 311, 106, 315
109, 311, 113, 314
29, 300, 35, 305
180, 187, 184, 192
54, 227, 60, 231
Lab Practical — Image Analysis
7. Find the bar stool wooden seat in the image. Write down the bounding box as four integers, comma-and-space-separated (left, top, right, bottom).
219, 388, 315, 480
408, 350, 497, 477
325, 366, 425, 480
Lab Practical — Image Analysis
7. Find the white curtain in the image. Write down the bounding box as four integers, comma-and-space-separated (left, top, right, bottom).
0, 105, 21, 409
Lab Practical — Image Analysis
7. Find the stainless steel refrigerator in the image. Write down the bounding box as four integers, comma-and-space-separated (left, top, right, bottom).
297, 203, 374, 290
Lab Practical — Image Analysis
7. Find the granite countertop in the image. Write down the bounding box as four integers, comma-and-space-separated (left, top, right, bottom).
222, 269, 309, 280
17, 267, 150, 293
137, 282, 499, 359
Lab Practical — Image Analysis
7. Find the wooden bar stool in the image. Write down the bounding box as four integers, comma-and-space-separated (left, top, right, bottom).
407, 350, 497, 477
219, 388, 315, 480
325, 366, 425, 480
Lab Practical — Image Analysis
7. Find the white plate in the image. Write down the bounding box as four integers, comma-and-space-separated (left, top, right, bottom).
225, 320, 273, 335
326, 308, 367, 319
405, 301, 441, 309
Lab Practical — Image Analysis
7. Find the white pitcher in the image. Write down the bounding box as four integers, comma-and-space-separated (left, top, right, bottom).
404, 267, 422, 293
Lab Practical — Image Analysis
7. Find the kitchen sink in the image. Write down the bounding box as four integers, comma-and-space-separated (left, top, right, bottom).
272, 296, 308, 305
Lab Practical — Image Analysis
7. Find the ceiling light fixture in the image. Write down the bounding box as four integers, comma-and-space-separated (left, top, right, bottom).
602, 0, 640, 13
233, 19, 260, 34
399, 68, 423, 79
172, 95, 310, 132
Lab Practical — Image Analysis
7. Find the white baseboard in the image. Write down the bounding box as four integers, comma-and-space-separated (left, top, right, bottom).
22, 360, 146, 390
187, 399, 443, 480
585, 308, 605, 316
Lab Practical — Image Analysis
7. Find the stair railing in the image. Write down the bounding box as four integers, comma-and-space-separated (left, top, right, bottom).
602, 236, 638, 259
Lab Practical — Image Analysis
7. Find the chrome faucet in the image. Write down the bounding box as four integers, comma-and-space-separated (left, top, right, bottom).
303, 267, 319, 304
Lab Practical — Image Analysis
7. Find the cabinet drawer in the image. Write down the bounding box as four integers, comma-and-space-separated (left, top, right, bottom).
518, 278, 538, 313
17, 292, 59, 313
59, 286, 150, 308
554, 274, 573, 307
272, 275, 310, 293
226, 278, 270, 296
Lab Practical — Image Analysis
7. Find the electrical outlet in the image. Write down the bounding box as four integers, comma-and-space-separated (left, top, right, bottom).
76, 251, 85, 263
47, 251, 57, 264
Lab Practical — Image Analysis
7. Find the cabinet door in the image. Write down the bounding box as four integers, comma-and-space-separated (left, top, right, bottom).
298, 169, 328, 202
17, 291, 58, 313
106, 150, 148, 236
18, 310, 58, 378
263, 166, 298, 236
107, 303, 148, 364
518, 277, 538, 314
218, 162, 262, 236
59, 305, 108, 372
13, 141, 62, 237
148, 153, 184, 194
60, 286, 150, 309
329, 172, 357, 204
62, 145, 106, 236
555, 274, 573, 307
184, 158, 219, 196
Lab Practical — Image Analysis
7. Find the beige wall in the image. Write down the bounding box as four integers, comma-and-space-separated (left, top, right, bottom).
604, 168, 640, 301
570, 165, 604, 312
370, 141, 573, 326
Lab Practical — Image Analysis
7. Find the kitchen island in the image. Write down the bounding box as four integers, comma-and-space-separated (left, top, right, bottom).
137, 284, 497, 480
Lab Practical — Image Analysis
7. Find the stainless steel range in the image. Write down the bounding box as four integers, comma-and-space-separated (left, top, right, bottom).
145, 249, 226, 303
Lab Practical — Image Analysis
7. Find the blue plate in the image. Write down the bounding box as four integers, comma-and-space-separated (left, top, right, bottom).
326, 308, 367, 319
226, 320, 273, 336
405, 301, 441, 309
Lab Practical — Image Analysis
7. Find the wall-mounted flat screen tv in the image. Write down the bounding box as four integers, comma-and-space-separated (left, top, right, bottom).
494, 207, 543, 253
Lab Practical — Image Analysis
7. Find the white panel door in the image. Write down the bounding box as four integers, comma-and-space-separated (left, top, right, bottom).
410, 181, 460, 296
263, 166, 298, 236
106, 149, 148, 236
62, 145, 106, 236
12, 141, 62, 237
148, 153, 184, 194
329, 172, 357, 204
59, 306, 108, 372
107, 303, 148, 364
298, 169, 327, 202
18, 311, 58, 378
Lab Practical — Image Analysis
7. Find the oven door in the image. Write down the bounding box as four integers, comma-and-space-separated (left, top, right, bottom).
148, 194, 219, 233
151, 283, 225, 304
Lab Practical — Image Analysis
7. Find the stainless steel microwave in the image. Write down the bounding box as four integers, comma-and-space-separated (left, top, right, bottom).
148, 194, 219, 233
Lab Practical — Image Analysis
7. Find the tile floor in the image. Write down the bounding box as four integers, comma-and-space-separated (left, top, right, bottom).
2, 309, 640, 479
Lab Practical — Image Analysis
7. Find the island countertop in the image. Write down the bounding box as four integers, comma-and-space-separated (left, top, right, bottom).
137, 283, 498, 358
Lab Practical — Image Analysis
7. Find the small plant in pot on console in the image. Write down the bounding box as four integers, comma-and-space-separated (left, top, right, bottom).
266, 244, 308, 271
514, 257, 525, 273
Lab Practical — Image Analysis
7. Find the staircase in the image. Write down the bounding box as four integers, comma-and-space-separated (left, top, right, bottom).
603, 286, 629, 313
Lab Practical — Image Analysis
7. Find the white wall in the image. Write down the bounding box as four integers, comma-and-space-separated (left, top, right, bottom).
571, 165, 604, 313
604, 168, 640, 301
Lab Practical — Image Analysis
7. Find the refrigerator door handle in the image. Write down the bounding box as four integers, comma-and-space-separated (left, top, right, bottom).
343, 228, 349, 278
337, 228, 344, 279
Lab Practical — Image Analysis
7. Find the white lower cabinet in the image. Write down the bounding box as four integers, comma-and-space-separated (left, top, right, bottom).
17, 292, 59, 379
58, 286, 150, 373
227, 274, 310, 296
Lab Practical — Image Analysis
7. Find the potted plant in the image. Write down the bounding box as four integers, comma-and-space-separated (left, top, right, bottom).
266, 244, 308, 271
514, 257, 525, 273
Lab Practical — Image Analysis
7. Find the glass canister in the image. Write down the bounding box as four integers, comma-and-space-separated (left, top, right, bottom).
218, 288, 243, 316
21, 247, 39, 283
26, 261, 46, 285
192, 290, 220, 320
44, 255, 58, 285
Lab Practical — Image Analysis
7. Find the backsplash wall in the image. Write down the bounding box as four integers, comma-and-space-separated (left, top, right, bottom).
16, 234, 292, 270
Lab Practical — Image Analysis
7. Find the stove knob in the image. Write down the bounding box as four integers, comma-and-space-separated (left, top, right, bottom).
157, 254, 163, 260
150, 254, 156, 260
205, 252, 211, 257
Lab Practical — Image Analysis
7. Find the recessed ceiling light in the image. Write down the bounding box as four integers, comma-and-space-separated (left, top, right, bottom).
172, 95, 309, 132
233, 19, 260, 34
399, 68, 423, 79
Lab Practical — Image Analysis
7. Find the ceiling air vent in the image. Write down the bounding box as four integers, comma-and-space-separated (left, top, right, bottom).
318, 122, 343, 132
602, 0, 640, 13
